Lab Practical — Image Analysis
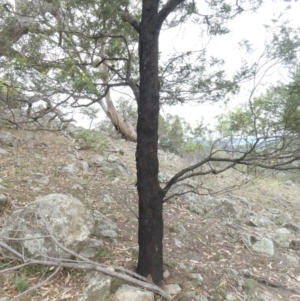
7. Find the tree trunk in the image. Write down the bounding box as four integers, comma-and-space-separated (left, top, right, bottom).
136, 1, 164, 285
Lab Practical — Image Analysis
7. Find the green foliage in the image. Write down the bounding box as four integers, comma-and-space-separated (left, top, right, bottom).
216, 69, 300, 139
14, 274, 30, 292
76, 129, 108, 153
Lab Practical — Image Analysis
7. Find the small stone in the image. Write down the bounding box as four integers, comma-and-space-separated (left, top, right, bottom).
0, 192, 7, 206
287, 255, 299, 266
71, 184, 84, 191
0, 148, 9, 155
162, 284, 181, 296
174, 238, 183, 248
32, 173, 49, 185
289, 240, 300, 250
283, 222, 300, 232
252, 238, 275, 256
190, 273, 203, 286
115, 285, 154, 301
101, 229, 118, 238
163, 269, 170, 279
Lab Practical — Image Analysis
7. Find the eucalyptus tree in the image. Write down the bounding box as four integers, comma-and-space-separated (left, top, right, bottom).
1, 0, 300, 286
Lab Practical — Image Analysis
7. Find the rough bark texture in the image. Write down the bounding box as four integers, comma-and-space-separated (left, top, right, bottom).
136, 0, 164, 285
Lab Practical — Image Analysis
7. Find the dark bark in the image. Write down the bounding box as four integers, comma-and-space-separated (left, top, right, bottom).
136, 0, 186, 285
136, 0, 163, 285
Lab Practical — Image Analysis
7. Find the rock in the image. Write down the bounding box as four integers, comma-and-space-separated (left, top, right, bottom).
289, 240, 300, 250
185, 291, 209, 301
92, 210, 117, 235
114, 285, 154, 301
172, 223, 187, 235
107, 154, 129, 175
273, 232, 291, 248
188, 204, 204, 215
71, 184, 84, 191
259, 293, 274, 301
190, 273, 203, 286
174, 238, 183, 248
287, 255, 299, 266
284, 180, 295, 187
252, 238, 275, 256
101, 229, 118, 238
61, 163, 80, 175
0, 192, 7, 206
246, 215, 271, 228
0, 183, 7, 190
283, 222, 300, 232
179, 261, 196, 273
162, 284, 181, 296
163, 269, 170, 279
79, 238, 104, 258
0, 194, 95, 259
32, 173, 49, 185
0, 147, 9, 155
88, 155, 105, 167
78, 274, 112, 301
0, 131, 20, 147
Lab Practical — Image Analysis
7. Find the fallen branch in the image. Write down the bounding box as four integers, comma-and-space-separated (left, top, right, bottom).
0, 208, 170, 299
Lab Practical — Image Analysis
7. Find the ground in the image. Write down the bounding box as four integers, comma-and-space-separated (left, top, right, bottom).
0, 127, 300, 301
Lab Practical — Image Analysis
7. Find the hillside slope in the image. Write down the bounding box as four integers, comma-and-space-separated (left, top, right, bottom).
0, 126, 300, 301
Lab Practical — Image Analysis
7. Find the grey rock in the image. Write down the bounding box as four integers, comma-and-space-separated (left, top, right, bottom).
88, 155, 105, 167
103, 194, 114, 204
190, 273, 203, 286
172, 223, 187, 235
276, 228, 290, 234
163, 269, 170, 279
0, 131, 20, 147
79, 238, 104, 258
179, 261, 196, 273
283, 222, 300, 232
65, 124, 85, 138
0, 147, 9, 155
0, 192, 7, 206
78, 274, 111, 301
101, 229, 118, 238
61, 163, 80, 175
185, 292, 208, 301
71, 184, 84, 191
246, 215, 271, 228
32, 173, 50, 185
0, 194, 94, 259
273, 233, 291, 248
287, 255, 299, 266
259, 293, 274, 301
158, 172, 172, 183
289, 240, 300, 250
226, 293, 238, 301
92, 210, 117, 234
107, 154, 129, 175
162, 284, 181, 296
284, 180, 295, 187
0, 183, 7, 190
188, 204, 204, 215
174, 238, 183, 248
114, 285, 154, 301
252, 238, 275, 256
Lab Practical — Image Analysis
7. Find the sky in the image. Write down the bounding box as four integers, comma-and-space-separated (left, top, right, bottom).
156, 0, 300, 129
74, 1, 300, 130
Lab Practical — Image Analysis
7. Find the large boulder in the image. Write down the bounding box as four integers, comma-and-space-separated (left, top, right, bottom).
0, 194, 100, 259
0, 131, 20, 147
